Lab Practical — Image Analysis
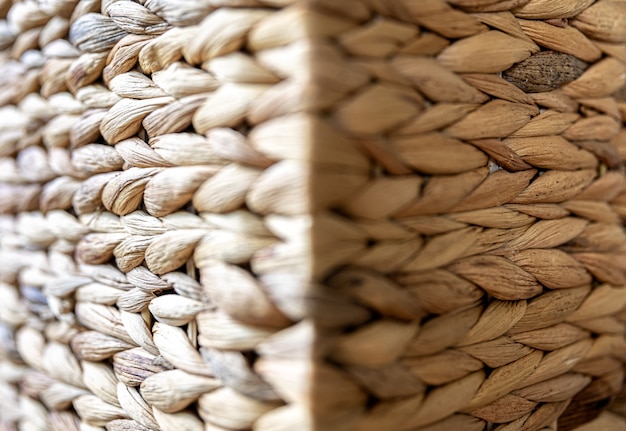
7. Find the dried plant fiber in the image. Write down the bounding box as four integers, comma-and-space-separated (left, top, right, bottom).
1, 1, 626, 431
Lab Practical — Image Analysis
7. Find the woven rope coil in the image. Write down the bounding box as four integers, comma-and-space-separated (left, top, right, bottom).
1, 0, 626, 430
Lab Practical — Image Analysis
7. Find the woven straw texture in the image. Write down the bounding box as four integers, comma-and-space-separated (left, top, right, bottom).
1, 0, 626, 431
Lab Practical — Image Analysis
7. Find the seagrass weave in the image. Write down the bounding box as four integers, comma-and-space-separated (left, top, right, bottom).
1, 0, 626, 430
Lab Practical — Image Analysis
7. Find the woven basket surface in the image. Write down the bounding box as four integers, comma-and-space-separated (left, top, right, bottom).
1, 0, 626, 430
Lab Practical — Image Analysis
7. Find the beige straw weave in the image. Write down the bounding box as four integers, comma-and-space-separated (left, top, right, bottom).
1, 0, 626, 430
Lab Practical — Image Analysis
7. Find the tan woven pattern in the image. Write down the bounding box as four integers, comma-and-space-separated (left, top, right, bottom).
306, 2, 626, 430
0, 1, 301, 430
0, 0, 626, 431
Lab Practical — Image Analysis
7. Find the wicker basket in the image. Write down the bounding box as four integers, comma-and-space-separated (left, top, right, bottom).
1, 0, 626, 430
